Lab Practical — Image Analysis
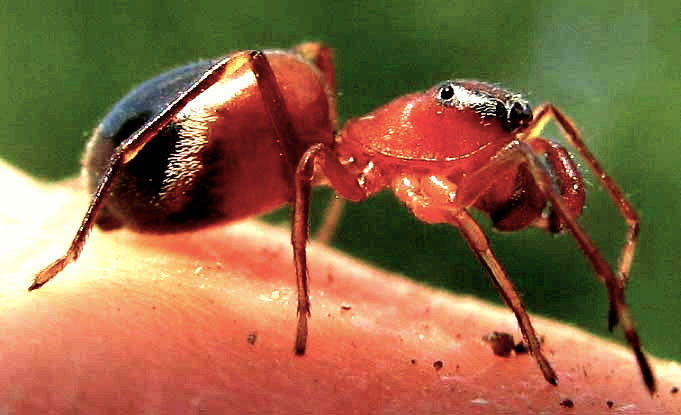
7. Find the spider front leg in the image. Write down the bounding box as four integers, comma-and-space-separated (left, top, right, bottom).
392, 173, 558, 386
525, 104, 640, 292
511, 140, 655, 393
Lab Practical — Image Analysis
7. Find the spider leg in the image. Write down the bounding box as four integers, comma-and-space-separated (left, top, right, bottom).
392, 173, 558, 386
525, 105, 640, 294
512, 139, 655, 394
30, 53, 242, 291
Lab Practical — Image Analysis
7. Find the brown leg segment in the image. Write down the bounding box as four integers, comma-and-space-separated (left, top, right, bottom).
292, 150, 314, 354
528, 138, 586, 233
249, 50, 354, 354
391, 173, 557, 385
316, 196, 346, 244
248, 50, 312, 354
248, 51, 300, 181
291, 143, 367, 353
451, 209, 558, 385
29, 149, 125, 290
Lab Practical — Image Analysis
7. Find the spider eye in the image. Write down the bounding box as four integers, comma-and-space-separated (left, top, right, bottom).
511, 101, 531, 120
494, 99, 533, 132
437, 83, 455, 102
506, 101, 532, 132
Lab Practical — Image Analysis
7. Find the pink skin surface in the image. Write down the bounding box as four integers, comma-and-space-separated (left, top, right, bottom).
0, 161, 679, 414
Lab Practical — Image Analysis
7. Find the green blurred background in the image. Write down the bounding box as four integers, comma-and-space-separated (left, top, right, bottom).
1, 1, 679, 363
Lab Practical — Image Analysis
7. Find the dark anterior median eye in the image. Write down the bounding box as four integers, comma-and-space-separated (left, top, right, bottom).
508, 101, 532, 131
497, 99, 533, 132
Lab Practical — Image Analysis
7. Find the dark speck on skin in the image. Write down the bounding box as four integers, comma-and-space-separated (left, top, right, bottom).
482, 331, 515, 357
559, 398, 574, 408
